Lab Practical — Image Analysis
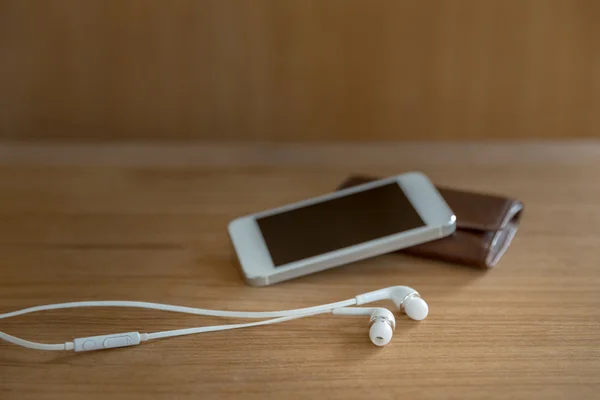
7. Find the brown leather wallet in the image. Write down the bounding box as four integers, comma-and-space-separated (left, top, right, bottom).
336, 175, 524, 268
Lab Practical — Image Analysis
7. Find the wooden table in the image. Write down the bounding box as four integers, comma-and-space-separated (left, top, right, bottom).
1, 142, 599, 400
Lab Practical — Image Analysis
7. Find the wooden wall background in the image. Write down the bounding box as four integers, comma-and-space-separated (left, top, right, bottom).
1, 0, 599, 142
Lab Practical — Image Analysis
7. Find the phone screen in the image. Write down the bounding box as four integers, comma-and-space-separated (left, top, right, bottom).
256, 183, 425, 267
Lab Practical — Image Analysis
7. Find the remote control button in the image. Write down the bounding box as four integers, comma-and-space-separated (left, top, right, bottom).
103, 335, 133, 349
82, 340, 96, 351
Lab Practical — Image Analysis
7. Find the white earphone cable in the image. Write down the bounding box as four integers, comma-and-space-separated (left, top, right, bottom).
145, 309, 331, 341
0, 299, 357, 320
0, 298, 356, 352
0, 310, 333, 351
0, 331, 74, 351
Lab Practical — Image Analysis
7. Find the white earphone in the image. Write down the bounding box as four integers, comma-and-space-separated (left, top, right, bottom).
0, 286, 428, 352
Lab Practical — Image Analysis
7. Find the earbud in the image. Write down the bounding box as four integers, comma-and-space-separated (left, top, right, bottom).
369, 317, 394, 347
402, 294, 429, 321
332, 307, 395, 346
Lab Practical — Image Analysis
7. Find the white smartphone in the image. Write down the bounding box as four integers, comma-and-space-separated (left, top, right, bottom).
228, 172, 456, 286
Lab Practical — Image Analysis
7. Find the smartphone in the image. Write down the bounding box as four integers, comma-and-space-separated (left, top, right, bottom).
228, 172, 456, 286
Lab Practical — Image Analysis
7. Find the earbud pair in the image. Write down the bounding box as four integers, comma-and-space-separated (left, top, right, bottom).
333, 293, 428, 346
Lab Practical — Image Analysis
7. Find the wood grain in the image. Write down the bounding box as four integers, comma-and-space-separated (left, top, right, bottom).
0, 142, 599, 400
1, 1, 600, 141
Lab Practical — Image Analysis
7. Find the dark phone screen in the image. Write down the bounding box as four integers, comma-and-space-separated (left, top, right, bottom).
256, 183, 425, 266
